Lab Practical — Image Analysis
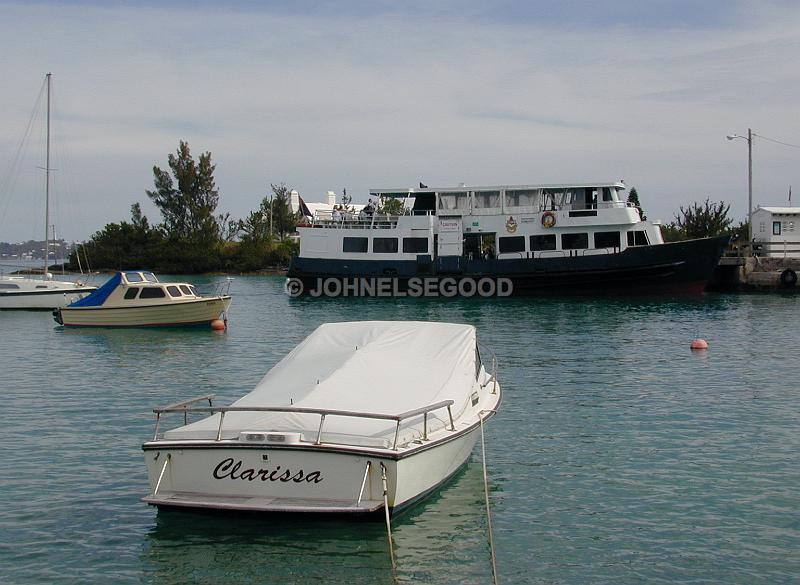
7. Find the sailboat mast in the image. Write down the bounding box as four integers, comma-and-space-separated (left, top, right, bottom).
44, 72, 51, 277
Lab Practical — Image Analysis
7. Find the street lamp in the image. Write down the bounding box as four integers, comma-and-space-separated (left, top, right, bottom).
726, 128, 753, 246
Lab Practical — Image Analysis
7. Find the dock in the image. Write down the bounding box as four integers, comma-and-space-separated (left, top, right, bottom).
709, 254, 799, 292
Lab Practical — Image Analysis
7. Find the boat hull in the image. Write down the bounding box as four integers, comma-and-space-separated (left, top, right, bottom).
141, 423, 483, 514
56, 297, 231, 327
0, 284, 96, 310
287, 236, 729, 296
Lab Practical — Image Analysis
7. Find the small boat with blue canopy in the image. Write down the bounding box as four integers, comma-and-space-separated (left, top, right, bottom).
53, 271, 231, 328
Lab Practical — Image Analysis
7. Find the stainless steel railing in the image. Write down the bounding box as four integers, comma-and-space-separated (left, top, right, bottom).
151, 397, 456, 450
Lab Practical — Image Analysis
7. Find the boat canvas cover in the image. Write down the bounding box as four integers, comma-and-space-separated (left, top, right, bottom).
68, 272, 121, 307
164, 321, 478, 446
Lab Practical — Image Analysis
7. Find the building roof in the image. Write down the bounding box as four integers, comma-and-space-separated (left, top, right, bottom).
755, 207, 800, 215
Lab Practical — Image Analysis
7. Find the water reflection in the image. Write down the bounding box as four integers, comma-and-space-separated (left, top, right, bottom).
142, 462, 496, 585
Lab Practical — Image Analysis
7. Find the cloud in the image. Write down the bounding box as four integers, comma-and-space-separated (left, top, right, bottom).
1, 1, 799, 241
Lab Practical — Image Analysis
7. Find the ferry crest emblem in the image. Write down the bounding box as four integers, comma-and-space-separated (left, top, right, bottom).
505, 216, 518, 234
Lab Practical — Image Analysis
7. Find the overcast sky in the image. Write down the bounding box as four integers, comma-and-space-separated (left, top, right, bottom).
1, 0, 799, 242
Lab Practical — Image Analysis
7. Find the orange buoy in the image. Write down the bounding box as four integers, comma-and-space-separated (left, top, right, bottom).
690, 338, 708, 350
211, 319, 226, 331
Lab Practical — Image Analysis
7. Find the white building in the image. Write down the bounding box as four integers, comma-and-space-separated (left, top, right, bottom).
752, 206, 800, 258
289, 190, 365, 220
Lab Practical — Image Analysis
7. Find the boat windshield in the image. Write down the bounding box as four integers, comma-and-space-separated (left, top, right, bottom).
142, 272, 158, 283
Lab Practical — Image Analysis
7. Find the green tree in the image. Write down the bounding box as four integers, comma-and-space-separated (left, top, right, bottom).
267, 183, 297, 240
627, 187, 646, 221
674, 199, 733, 239
146, 141, 220, 240
74, 203, 160, 270
378, 197, 405, 215
659, 222, 684, 242
340, 188, 353, 211
145, 141, 223, 272
235, 195, 275, 271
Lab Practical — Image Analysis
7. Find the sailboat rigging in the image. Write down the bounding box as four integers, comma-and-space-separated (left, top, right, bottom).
0, 73, 96, 310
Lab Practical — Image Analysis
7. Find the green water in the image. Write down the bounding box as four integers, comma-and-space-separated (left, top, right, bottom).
1, 276, 798, 584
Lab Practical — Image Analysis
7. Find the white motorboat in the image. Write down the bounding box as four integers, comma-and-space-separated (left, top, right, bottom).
142, 321, 501, 514
54, 271, 231, 328
0, 73, 95, 309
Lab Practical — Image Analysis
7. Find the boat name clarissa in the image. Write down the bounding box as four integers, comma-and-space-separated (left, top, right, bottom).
212, 458, 323, 483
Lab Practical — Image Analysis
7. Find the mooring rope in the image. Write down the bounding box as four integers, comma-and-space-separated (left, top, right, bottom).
153, 453, 171, 496
380, 462, 397, 577
480, 412, 499, 584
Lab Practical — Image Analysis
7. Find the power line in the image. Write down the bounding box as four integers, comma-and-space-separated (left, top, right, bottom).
754, 134, 800, 149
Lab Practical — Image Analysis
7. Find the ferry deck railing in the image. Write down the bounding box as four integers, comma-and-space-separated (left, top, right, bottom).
150, 397, 457, 450
308, 209, 434, 229
305, 201, 637, 228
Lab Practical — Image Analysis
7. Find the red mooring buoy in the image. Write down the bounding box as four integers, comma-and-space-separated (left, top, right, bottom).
211, 319, 226, 331
690, 338, 709, 350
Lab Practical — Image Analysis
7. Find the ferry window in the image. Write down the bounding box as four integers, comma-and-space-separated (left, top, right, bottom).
498, 236, 525, 253
773, 221, 782, 235
564, 189, 580, 206
473, 190, 501, 209
602, 187, 613, 202
188, 286, 198, 296
626, 231, 650, 246
373, 238, 399, 253
139, 287, 166, 299
541, 189, 565, 210
506, 189, 539, 208
343, 237, 368, 253
35, 285, 48, 289
179, 285, 193, 295
437, 192, 469, 212
167, 285, 182, 297
126, 272, 144, 282
143, 272, 158, 283
0, 283, 20, 289
124, 288, 139, 300
403, 237, 428, 253
411, 192, 436, 214
594, 231, 621, 249
530, 234, 556, 251
587, 188, 599, 209
562, 233, 589, 250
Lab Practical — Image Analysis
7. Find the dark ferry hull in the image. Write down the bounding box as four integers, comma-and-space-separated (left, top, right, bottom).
287, 235, 729, 295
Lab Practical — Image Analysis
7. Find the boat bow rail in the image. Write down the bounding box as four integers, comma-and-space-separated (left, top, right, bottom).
150, 395, 458, 450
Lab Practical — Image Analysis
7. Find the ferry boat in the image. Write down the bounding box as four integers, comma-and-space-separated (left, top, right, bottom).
286, 182, 729, 295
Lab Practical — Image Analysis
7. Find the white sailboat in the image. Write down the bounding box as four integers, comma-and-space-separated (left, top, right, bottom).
0, 73, 96, 309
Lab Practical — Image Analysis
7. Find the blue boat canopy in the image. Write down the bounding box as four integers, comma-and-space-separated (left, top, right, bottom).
68, 272, 122, 307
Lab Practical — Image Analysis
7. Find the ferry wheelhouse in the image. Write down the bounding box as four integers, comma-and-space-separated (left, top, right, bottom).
287, 182, 729, 295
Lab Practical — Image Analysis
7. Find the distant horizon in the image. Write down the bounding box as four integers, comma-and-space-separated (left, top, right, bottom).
2, 1, 799, 242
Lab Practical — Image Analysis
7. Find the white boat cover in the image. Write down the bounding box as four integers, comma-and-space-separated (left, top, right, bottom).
164, 321, 478, 447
